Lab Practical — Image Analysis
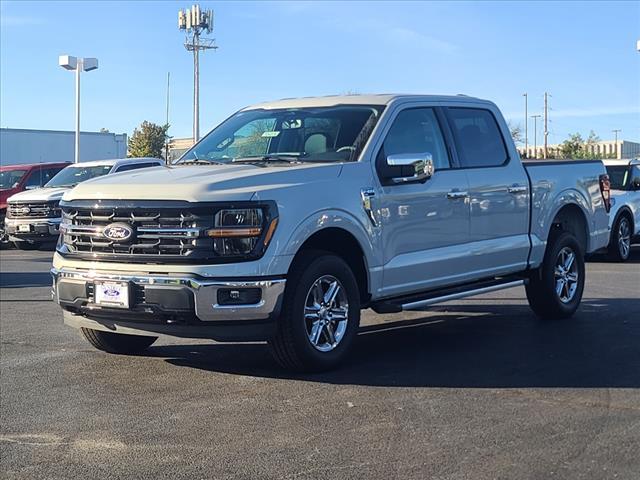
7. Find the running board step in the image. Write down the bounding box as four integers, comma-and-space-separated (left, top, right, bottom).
371, 277, 527, 314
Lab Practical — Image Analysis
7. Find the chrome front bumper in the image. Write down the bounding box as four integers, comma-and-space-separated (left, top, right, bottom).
51, 267, 286, 322
5, 217, 61, 237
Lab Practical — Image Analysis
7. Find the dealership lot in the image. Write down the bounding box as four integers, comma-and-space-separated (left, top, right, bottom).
1, 248, 639, 479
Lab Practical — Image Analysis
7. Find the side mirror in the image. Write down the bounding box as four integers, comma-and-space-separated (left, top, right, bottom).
632, 177, 640, 190
385, 153, 434, 184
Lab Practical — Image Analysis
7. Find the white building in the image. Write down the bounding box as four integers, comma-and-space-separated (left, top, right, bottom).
0, 128, 128, 165
519, 139, 640, 160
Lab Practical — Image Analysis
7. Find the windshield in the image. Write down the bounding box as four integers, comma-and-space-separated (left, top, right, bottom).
45, 165, 113, 188
0, 169, 28, 190
606, 165, 631, 190
176, 105, 384, 164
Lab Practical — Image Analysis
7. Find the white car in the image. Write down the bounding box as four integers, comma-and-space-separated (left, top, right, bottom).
603, 158, 640, 261
5, 157, 163, 249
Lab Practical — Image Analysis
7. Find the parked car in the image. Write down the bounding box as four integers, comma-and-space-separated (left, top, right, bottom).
0, 162, 69, 243
5, 157, 163, 249
603, 158, 640, 261
51, 95, 610, 371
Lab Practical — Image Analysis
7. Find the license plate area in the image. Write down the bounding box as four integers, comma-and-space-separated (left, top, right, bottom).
94, 281, 130, 309
18, 224, 31, 233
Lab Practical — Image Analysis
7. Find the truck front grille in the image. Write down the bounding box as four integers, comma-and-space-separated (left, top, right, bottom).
59, 201, 216, 262
8, 201, 60, 218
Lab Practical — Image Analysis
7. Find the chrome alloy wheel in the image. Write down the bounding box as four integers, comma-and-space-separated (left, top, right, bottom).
554, 246, 579, 303
304, 275, 349, 352
618, 217, 631, 259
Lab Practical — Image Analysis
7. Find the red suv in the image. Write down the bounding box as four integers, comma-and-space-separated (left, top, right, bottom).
0, 162, 69, 242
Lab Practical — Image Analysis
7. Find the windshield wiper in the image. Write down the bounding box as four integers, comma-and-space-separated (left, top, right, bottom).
231, 154, 301, 164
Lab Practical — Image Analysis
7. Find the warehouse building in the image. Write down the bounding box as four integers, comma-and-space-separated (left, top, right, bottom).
0, 128, 128, 165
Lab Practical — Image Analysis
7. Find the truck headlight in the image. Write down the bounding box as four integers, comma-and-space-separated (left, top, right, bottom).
206, 208, 278, 256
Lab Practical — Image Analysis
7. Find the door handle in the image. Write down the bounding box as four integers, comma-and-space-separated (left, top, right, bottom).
507, 185, 528, 194
447, 191, 469, 200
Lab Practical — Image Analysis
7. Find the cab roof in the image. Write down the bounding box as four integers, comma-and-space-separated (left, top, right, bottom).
241, 93, 492, 111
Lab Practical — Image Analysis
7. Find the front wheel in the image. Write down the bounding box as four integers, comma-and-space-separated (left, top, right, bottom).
80, 328, 157, 354
526, 231, 585, 319
268, 251, 361, 372
608, 215, 632, 262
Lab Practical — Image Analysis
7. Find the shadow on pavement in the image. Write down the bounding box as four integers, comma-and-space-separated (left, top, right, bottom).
154, 297, 640, 388
0, 272, 52, 288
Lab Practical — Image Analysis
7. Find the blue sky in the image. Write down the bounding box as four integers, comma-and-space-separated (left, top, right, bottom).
1, 0, 639, 144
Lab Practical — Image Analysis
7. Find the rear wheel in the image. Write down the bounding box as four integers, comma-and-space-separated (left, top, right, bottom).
268, 250, 360, 372
80, 328, 157, 354
608, 215, 632, 262
526, 231, 585, 319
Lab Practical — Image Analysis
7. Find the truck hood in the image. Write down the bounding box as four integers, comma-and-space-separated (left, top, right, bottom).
63, 163, 343, 202
7, 187, 70, 203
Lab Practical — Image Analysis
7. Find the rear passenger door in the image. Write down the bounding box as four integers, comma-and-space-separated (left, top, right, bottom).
376, 106, 471, 297
445, 106, 530, 277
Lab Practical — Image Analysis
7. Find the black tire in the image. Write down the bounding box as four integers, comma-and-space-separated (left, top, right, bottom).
80, 328, 157, 354
13, 241, 41, 250
526, 231, 585, 320
607, 214, 632, 262
268, 250, 361, 372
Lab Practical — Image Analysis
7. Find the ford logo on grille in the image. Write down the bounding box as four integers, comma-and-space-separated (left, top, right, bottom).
18, 206, 31, 215
103, 223, 134, 242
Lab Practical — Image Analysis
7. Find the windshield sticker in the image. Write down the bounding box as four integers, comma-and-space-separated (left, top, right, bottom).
261, 131, 280, 138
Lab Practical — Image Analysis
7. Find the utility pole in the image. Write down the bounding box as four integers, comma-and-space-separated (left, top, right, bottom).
612, 129, 621, 159
165, 71, 170, 162
543, 92, 549, 159
531, 114, 541, 159
523, 93, 528, 158
178, 5, 217, 144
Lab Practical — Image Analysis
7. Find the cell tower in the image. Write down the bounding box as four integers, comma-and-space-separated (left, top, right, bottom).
178, 5, 217, 143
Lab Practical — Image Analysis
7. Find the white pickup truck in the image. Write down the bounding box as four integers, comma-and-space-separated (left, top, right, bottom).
51, 95, 611, 371
603, 158, 640, 261
5, 158, 163, 249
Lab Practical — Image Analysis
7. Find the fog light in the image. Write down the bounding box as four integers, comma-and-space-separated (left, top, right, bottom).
217, 288, 262, 306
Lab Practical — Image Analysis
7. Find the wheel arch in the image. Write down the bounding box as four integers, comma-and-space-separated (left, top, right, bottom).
289, 227, 371, 305
548, 203, 590, 255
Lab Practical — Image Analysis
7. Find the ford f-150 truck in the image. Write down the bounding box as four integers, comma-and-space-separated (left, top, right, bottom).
51, 95, 611, 371
1, 162, 69, 244
6, 158, 163, 249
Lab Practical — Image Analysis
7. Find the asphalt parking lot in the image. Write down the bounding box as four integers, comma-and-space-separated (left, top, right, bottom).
1, 248, 639, 479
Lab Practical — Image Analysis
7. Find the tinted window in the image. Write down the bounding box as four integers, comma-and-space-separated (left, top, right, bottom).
448, 108, 508, 168
0, 169, 27, 189
381, 108, 450, 170
24, 171, 43, 187
45, 165, 113, 188
42, 167, 64, 185
605, 165, 630, 190
115, 162, 159, 172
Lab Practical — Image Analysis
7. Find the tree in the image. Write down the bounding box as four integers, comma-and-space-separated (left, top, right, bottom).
560, 132, 584, 158
508, 121, 523, 145
128, 121, 170, 158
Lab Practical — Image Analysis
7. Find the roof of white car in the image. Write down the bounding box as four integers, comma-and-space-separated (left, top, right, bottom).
242, 94, 490, 110
67, 157, 163, 168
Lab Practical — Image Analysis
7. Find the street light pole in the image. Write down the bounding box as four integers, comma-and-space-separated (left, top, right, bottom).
75, 59, 81, 164
59, 55, 98, 163
531, 114, 541, 158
